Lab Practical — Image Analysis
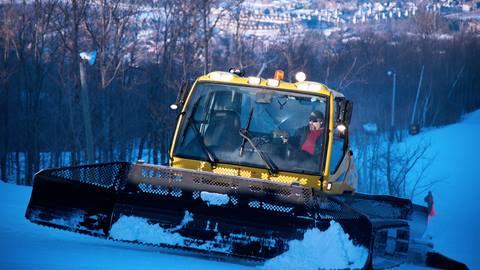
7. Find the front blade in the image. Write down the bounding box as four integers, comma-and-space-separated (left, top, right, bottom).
109, 164, 373, 263
24, 162, 373, 268
25, 162, 130, 236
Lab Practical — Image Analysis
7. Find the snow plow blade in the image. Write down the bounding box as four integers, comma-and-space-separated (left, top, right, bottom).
26, 162, 373, 266
25, 162, 130, 236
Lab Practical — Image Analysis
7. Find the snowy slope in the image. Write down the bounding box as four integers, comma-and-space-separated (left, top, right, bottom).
1, 109, 479, 270
403, 109, 480, 269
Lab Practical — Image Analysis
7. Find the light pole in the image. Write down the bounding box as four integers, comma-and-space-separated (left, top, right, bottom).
386, 69, 396, 195
387, 70, 396, 142
409, 65, 424, 135
79, 51, 97, 163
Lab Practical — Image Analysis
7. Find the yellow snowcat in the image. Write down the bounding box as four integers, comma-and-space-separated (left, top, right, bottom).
25, 69, 464, 269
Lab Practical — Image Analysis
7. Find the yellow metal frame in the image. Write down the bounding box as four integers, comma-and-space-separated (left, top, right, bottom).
168, 72, 354, 194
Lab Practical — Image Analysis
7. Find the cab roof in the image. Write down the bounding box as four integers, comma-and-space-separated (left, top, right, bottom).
197, 71, 345, 98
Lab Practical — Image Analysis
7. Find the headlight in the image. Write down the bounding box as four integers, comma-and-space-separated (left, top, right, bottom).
248, 76, 261, 85
326, 182, 332, 191
209, 72, 234, 81
296, 82, 323, 91
337, 124, 347, 133
295, 72, 306, 82
267, 79, 280, 87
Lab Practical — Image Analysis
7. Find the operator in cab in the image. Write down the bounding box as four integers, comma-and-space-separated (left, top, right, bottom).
291, 110, 325, 157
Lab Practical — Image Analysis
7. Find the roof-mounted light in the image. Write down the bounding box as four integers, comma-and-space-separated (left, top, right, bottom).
267, 78, 280, 87
295, 72, 306, 82
248, 76, 261, 85
274, 70, 284, 80
229, 67, 245, 77
209, 71, 234, 81
296, 82, 323, 91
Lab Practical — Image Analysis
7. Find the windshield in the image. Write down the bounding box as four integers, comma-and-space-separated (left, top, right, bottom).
174, 82, 329, 175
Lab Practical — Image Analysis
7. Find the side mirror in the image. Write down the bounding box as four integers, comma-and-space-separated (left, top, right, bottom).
338, 99, 353, 126
335, 99, 353, 138
170, 80, 193, 111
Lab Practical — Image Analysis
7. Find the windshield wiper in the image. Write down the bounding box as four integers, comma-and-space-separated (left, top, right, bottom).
180, 100, 217, 167
239, 107, 278, 174
190, 121, 217, 168
239, 107, 254, 157
239, 129, 279, 175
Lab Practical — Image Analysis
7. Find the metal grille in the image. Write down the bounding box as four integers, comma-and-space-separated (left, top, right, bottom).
248, 201, 293, 213
171, 188, 183, 197
249, 184, 292, 197
192, 176, 235, 188
138, 183, 185, 197
303, 188, 313, 205
127, 163, 365, 220
45, 162, 129, 190
140, 167, 183, 183
248, 201, 261, 208
138, 183, 169, 195
262, 202, 293, 213
129, 164, 311, 206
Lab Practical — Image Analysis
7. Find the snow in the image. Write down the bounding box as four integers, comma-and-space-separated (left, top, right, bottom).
1, 109, 480, 269
260, 221, 369, 270
109, 213, 367, 269
110, 215, 188, 246
109, 212, 232, 253
200, 191, 230, 206
399, 109, 480, 269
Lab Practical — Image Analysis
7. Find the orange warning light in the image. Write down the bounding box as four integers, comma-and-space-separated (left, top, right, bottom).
274, 70, 284, 81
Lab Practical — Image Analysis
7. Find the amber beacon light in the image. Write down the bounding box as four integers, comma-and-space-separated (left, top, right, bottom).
274, 70, 284, 80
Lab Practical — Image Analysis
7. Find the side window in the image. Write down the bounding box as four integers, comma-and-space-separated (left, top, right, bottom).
179, 93, 209, 148
329, 100, 346, 174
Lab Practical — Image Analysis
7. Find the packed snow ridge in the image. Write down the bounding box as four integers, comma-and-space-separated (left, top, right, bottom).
110, 213, 368, 270
110, 211, 194, 246
200, 191, 230, 206
261, 221, 368, 270
109, 212, 231, 253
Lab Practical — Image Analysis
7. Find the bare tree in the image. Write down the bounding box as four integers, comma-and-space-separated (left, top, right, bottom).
0, 2, 18, 181
4, 0, 58, 183
382, 137, 436, 197
83, 0, 139, 162
54, 0, 91, 166
197, 0, 232, 74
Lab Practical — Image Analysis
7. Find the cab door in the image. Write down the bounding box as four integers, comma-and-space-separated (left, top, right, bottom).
327, 98, 357, 193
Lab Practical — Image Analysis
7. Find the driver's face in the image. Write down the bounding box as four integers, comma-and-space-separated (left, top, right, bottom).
309, 118, 322, 131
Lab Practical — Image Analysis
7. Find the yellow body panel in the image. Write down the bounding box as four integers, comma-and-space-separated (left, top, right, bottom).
322, 92, 335, 190
169, 71, 355, 194
326, 151, 358, 193
171, 157, 322, 188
